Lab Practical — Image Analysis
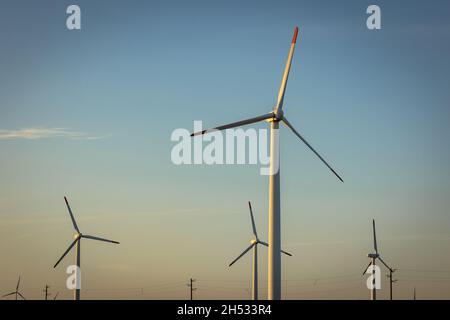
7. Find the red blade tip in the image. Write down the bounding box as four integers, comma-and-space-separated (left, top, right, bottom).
292, 26, 299, 43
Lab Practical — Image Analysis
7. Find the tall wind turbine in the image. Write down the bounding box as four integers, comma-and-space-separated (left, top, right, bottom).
2, 276, 26, 300
363, 219, 392, 300
228, 201, 292, 300
53, 196, 120, 300
191, 27, 343, 299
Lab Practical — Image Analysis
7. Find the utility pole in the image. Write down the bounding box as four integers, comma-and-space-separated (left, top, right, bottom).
187, 278, 196, 300
43, 284, 50, 300
386, 268, 397, 300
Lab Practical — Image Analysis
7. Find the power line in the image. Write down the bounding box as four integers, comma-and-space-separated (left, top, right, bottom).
397, 269, 450, 273
197, 273, 361, 284
396, 277, 450, 281
288, 285, 363, 296
386, 269, 397, 300
43, 284, 51, 300
187, 278, 197, 300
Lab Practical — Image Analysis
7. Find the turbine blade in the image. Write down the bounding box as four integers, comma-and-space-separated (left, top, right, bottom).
2, 292, 16, 298
17, 292, 26, 300
362, 261, 372, 275
378, 256, 391, 270
16, 276, 20, 291
280, 249, 293, 256
53, 292, 59, 300
259, 240, 268, 247
281, 117, 343, 182
64, 196, 80, 233
373, 219, 378, 253
53, 238, 78, 268
248, 201, 258, 238
275, 26, 299, 112
190, 113, 274, 137
258, 241, 292, 256
82, 234, 120, 244
228, 244, 254, 267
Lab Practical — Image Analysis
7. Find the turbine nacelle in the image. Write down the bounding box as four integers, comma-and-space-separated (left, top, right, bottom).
53, 197, 119, 275
228, 201, 292, 268
188, 27, 343, 181
1, 276, 26, 300
273, 109, 284, 121
363, 219, 395, 302
190, 26, 342, 300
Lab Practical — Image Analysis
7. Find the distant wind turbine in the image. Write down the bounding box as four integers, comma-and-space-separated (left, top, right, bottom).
386, 267, 397, 300
363, 219, 393, 300
228, 201, 292, 300
53, 196, 120, 300
2, 276, 26, 300
191, 26, 343, 300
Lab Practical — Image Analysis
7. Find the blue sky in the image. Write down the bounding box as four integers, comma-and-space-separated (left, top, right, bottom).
1, 0, 450, 299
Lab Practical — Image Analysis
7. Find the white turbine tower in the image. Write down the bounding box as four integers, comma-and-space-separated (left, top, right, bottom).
363, 219, 392, 300
53, 196, 120, 300
191, 27, 343, 299
228, 201, 292, 300
2, 276, 25, 300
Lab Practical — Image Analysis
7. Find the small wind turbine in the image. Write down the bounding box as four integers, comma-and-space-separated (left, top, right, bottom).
386, 267, 397, 300
191, 26, 343, 300
2, 276, 26, 300
229, 202, 292, 300
53, 196, 120, 300
363, 219, 392, 300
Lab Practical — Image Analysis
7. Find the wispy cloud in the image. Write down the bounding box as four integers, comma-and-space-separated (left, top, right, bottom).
0, 128, 108, 140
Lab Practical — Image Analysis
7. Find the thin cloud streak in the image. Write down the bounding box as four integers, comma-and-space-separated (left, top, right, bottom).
0, 128, 107, 140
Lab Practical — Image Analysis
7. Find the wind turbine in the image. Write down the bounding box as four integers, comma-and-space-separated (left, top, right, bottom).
53, 196, 120, 300
228, 201, 292, 300
363, 219, 392, 300
386, 267, 397, 300
191, 27, 343, 299
2, 276, 26, 300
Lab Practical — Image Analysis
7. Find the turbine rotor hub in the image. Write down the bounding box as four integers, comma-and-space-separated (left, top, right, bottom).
273, 109, 284, 120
